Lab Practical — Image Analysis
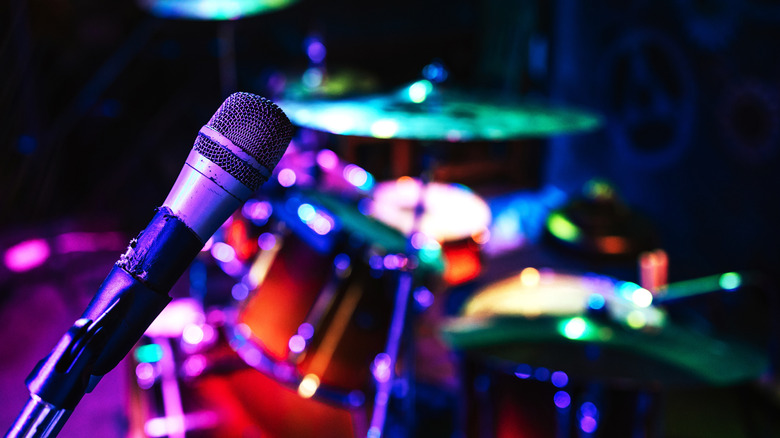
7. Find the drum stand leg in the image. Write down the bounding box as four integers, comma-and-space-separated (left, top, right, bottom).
367, 164, 434, 438
367, 270, 415, 438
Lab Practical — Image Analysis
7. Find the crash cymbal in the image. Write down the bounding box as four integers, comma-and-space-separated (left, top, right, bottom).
276, 80, 602, 141
440, 268, 768, 386
138, 0, 297, 20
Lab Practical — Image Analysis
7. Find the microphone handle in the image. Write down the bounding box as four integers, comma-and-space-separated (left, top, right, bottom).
6, 208, 203, 438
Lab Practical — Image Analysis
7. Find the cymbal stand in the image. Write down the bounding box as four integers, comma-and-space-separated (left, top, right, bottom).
367, 151, 436, 438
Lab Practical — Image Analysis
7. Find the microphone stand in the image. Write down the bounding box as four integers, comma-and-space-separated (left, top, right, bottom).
6, 208, 202, 438
5, 267, 172, 438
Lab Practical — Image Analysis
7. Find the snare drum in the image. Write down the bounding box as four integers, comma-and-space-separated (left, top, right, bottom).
369, 177, 492, 285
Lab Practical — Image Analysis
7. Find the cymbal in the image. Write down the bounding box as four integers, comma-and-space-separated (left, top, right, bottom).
440, 268, 768, 386
276, 81, 602, 141
138, 0, 297, 20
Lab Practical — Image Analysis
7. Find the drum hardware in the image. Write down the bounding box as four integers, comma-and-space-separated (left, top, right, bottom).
201, 187, 446, 432
441, 267, 768, 437
544, 179, 659, 259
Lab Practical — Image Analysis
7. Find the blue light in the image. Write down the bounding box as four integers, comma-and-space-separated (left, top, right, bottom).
297, 203, 316, 223
617, 281, 642, 300
514, 363, 533, 379
554, 391, 571, 409
17, 135, 37, 155
587, 293, 606, 310
579, 401, 599, 434
334, 253, 351, 271
534, 367, 550, 382
551, 371, 569, 388
422, 59, 448, 83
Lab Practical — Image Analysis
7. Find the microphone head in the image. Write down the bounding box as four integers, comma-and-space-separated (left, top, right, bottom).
194, 92, 293, 191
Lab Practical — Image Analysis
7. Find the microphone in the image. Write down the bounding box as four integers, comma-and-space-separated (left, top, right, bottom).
6, 92, 292, 438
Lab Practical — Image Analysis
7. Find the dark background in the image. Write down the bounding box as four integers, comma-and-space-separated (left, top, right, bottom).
3, 0, 780, 282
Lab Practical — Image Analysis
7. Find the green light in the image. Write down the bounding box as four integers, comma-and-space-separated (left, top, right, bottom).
584, 179, 615, 200
559, 317, 588, 340
142, 0, 298, 20
719, 272, 742, 291
408, 80, 433, 103
418, 245, 442, 265
134, 344, 163, 363
626, 310, 647, 329
370, 119, 399, 138
547, 212, 581, 243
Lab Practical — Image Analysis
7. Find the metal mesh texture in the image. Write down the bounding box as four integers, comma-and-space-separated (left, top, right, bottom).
194, 92, 292, 191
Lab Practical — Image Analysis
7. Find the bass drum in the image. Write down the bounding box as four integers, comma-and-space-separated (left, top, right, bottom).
128, 299, 364, 438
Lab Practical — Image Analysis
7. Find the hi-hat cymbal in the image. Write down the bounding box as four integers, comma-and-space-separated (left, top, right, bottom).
138, 0, 297, 20
276, 81, 602, 141
441, 268, 768, 386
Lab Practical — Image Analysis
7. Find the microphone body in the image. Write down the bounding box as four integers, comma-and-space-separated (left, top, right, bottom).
6, 92, 292, 438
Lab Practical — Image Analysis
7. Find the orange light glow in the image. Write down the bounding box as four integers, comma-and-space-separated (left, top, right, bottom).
519, 267, 541, 288
443, 246, 482, 285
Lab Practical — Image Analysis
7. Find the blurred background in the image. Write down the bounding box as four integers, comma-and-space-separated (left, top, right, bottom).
2, 0, 780, 437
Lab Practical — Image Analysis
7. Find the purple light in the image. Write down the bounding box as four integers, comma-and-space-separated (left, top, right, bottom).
551, 371, 569, 388
310, 215, 334, 235
211, 242, 236, 263
136, 362, 155, 380
220, 258, 244, 277
514, 363, 533, 379
316, 149, 338, 170
298, 323, 314, 340
231, 283, 250, 301
54, 231, 124, 253
343, 164, 368, 188
410, 232, 428, 250
306, 40, 327, 64
413, 287, 434, 309
580, 417, 598, 434
242, 199, 272, 222
383, 254, 403, 270
578, 401, 599, 434
288, 334, 306, 353
372, 353, 393, 383
277, 168, 297, 187
369, 255, 384, 270
4, 239, 50, 272
136, 362, 157, 390
183, 354, 207, 377
258, 233, 277, 251
554, 391, 571, 409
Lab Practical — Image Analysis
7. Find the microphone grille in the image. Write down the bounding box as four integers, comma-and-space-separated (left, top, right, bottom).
194, 92, 293, 191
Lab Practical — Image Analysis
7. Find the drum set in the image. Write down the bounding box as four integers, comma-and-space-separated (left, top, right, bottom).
117, 73, 772, 438
120, 4, 770, 435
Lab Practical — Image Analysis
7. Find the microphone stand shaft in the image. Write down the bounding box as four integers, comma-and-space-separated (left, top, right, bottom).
6, 397, 70, 438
